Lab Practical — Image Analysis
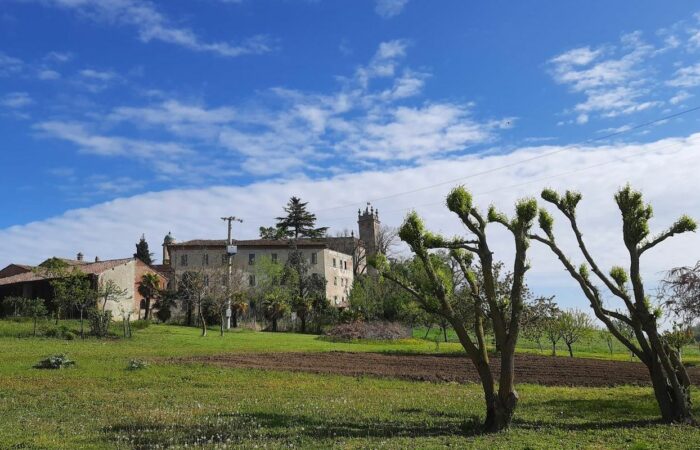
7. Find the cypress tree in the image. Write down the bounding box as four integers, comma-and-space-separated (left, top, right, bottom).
134, 234, 154, 264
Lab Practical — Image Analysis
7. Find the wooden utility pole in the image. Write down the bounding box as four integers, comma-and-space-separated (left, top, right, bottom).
221, 216, 243, 330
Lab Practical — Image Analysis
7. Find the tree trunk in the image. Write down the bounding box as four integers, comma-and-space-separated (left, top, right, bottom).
80, 309, 84, 339
144, 298, 151, 320
186, 303, 193, 327
481, 348, 518, 432
272, 318, 278, 332
423, 323, 432, 339
443, 325, 448, 343
645, 339, 694, 424
300, 314, 307, 333
566, 342, 573, 357
198, 304, 207, 337
232, 310, 238, 328
551, 341, 556, 356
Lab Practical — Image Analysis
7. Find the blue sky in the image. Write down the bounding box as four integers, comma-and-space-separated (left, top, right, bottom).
2, 0, 700, 309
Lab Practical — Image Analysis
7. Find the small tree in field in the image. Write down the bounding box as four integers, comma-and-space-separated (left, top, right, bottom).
372, 186, 538, 432
22, 298, 47, 337
51, 269, 94, 338
532, 185, 696, 423
177, 271, 210, 337
206, 267, 247, 336
543, 312, 563, 356
521, 296, 558, 352
559, 309, 593, 357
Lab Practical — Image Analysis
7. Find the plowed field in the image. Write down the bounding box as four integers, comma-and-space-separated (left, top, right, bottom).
174, 351, 700, 387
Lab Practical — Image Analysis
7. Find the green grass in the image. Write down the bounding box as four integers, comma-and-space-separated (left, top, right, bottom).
1, 321, 699, 448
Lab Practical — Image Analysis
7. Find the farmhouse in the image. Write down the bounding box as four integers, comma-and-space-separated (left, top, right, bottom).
162, 205, 382, 307
0, 255, 166, 320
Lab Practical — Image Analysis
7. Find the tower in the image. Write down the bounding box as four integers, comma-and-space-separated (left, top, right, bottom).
357, 203, 380, 261
162, 232, 175, 265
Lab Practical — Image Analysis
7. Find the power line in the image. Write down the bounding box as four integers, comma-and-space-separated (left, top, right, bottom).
305, 105, 700, 214
315, 139, 693, 223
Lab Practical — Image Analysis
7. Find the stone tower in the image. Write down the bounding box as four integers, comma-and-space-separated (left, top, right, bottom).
162, 232, 175, 265
358, 203, 380, 261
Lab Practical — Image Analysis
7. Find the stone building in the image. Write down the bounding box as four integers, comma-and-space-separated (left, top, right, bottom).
162, 203, 382, 307
0, 255, 166, 320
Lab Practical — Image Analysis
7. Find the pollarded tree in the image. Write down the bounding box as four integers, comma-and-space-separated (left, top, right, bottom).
531, 185, 696, 423
372, 186, 538, 432
559, 309, 593, 357
275, 196, 328, 239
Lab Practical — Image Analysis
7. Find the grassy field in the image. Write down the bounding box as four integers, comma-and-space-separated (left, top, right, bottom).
1, 321, 699, 449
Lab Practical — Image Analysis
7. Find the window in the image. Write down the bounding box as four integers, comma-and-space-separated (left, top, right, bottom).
249, 253, 256, 265
333, 258, 337, 268
249, 274, 256, 287
334, 276, 338, 286
334, 295, 338, 305
202, 253, 209, 266
180, 254, 188, 266
311, 252, 317, 265
271, 253, 278, 263
344, 261, 348, 270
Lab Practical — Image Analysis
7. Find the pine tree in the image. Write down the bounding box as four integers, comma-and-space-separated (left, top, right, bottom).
134, 235, 154, 264
275, 197, 328, 239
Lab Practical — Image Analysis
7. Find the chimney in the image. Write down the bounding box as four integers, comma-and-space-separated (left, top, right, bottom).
94, 256, 100, 262
77, 252, 84, 262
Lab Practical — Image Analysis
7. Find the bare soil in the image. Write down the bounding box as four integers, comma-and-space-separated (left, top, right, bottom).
173, 351, 700, 387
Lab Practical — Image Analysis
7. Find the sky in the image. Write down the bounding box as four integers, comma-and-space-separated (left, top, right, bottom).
2, 0, 700, 311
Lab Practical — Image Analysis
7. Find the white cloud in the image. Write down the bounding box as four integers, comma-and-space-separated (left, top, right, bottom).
34, 121, 191, 169
27, 0, 274, 58
375, 0, 409, 18
668, 64, 700, 88
2, 133, 699, 312
41, 41, 505, 179
37, 69, 61, 80
670, 90, 693, 105
549, 33, 659, 121
0, 52, 23, 76
43, 51, 73, 63
1, 92, 33, 108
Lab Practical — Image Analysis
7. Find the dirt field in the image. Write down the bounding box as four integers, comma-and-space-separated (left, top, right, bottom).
174, 351, 700, 387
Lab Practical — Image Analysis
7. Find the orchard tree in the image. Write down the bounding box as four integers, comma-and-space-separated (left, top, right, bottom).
522, 296, 559, 353
559, 309, 593, 357
22, 298, 47, 337
532, 185, 696, 423
177, 271, 211, 337
372, 186, 538, 432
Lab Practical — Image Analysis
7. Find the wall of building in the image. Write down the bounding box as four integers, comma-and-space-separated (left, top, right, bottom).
97, 260, 137, 320
167, 245, 354, 305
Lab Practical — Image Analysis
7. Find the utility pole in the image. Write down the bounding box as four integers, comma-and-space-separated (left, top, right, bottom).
221, 216, 243, 330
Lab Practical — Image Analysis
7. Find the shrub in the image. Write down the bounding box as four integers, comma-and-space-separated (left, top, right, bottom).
41, 324, 75, 340
126, 359, 148, 371
130, 320, 151, 331
88, 309, 112, 338
34, 354, 75, 369
325, 321, 411, 341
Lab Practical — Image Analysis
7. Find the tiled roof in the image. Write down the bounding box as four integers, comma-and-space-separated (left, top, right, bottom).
170, 238, 334, 248
0, 258, 135, 286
